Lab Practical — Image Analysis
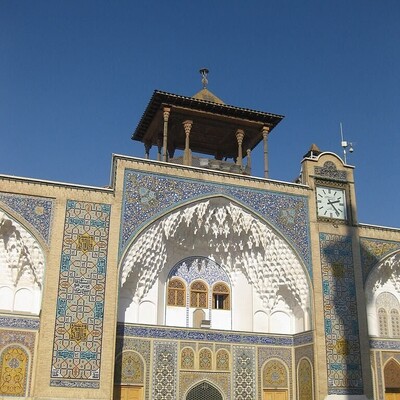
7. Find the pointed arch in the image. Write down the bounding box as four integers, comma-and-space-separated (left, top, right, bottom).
114, 350, 145, 386
185, 380, 224, 400
297, 357, 313, 400
384, 358, 400, 393
262, 358, 289, 390
118, 196, 312, 333
0, 209, 46, 314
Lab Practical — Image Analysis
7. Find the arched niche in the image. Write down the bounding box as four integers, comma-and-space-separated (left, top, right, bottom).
118, 197, 311, 334
365, 251, 400, 337
186, 381, 223, 400
0, 210, 45, 315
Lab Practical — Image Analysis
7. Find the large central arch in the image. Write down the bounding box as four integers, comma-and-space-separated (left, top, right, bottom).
118, 197, 311, 334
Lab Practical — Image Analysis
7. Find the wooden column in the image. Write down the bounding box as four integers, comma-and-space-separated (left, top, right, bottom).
236, 129, 245, 167
262, 126, 270, 178
162, 107, 171, 162
182, 120, 193, 166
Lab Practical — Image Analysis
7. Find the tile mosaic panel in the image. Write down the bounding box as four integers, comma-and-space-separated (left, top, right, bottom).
298, 358, 313, 400
320, 233, 363, 395
153, 341, 178, 400
370, 339, 400, 350
257, 347, 292, 400
115, 337, 150, 399
360, 238, 400, 283
117, 322, 313, 347
0, 316, 39, 330
233, 346, 256, 400
0, 192, 54, 243
121, 170, 311, 276
0, 329, 36, 397
179, 371, 230, 400
0, 345, 29, 396
376, 351, 384, 400
50, 200, 111, 388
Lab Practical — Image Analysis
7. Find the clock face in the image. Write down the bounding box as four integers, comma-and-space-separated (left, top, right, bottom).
316, 186, 346, 220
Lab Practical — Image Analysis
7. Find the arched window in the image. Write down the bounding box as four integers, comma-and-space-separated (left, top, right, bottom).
378, 308, 389, 336
167, 278, 186, 307
391, 309, 400, 337
190, 281, 208, 308
212, 282, 230, 310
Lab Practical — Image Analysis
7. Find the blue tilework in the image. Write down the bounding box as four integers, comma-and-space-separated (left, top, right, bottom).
0, 192, 54, 244
369, 339, 400, 350
320, 233, 364, 395
0, 316, 39, 330
117, 323, 313, 347
121, 170, 312, 277
360, 237, 400, 283
50, 200, 111, 388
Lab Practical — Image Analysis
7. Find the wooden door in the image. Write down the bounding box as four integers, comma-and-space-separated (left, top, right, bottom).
385, 393, 400, 400
263, 389, 288, 400
113, 385, 143, 400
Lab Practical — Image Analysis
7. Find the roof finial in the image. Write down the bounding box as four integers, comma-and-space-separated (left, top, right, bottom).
199, 68, 209, 89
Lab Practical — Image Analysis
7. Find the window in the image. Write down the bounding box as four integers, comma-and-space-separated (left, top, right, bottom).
378, 308, 389, 336
190, 281, 208, 308
212, 282, 230, 310
167, 278, 186, 307
391, 309, 400, 337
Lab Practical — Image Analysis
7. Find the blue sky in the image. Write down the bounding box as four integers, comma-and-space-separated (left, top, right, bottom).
1, 1, 399, 228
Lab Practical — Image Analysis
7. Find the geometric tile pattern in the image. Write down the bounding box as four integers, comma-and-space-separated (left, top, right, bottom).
153, 341, 178, 400
121, 170, 312, 276
320, 233, 363, 395
360, 237, 400, 283
50, 200, 111, 388
0, 192, 54, 244
233, 346, 256, 399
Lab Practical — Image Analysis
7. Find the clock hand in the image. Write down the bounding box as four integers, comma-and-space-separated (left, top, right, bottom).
327, 200, 340, 215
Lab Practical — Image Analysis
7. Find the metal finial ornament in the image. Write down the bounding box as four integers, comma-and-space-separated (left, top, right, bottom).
199, 68, 209, 89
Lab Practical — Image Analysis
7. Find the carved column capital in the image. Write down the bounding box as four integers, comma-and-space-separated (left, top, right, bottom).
262, 126, 270, 138
163, 107, 171, 122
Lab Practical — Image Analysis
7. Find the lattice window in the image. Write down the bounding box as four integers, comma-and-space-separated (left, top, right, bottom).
216, 349, 229, 371
391, 309, 400, 337
167, 278, 186, 307
190, 281, 208, 308
199, 348, 212, 370
186, 382, 223, 400
181, 348, 194, 369
378, 308, 389, 337
212, 282, 230, 310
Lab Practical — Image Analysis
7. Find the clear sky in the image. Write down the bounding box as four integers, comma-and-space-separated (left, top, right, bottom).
1, 1, 399, 228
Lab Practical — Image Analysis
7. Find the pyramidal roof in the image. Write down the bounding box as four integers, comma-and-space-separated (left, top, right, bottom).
192, 87, 225, 104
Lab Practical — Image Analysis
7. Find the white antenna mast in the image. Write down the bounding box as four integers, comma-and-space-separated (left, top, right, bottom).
340, 122, 354, 164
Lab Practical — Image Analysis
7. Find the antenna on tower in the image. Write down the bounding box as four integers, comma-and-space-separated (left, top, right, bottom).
340, 122, 354, 164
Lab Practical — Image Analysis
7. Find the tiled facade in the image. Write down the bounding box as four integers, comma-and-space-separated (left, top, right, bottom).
0, 93, 399, 400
